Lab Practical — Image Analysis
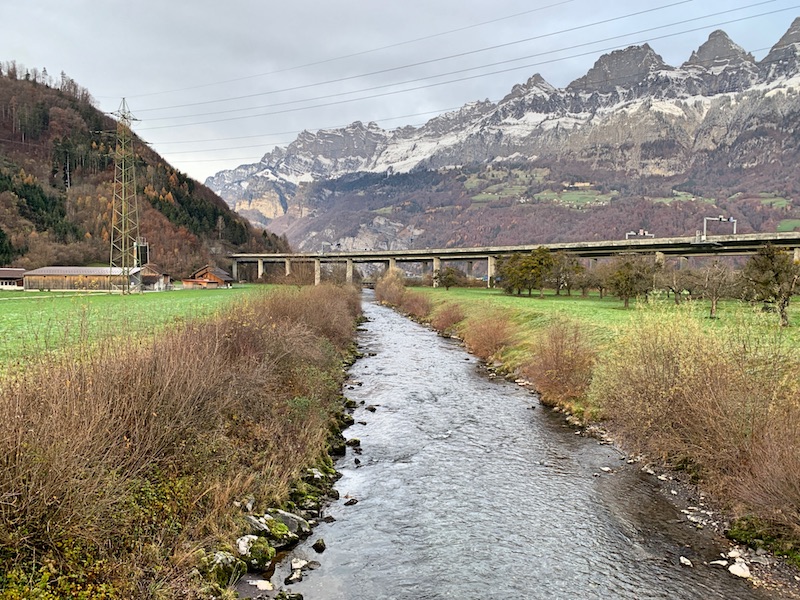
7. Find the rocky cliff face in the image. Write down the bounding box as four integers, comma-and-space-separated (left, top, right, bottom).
206, 19, 800, 245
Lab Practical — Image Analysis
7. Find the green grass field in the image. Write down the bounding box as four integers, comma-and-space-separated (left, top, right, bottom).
778, 219, 800, 232
411, 285, 800, 350
0, 286, 265, 366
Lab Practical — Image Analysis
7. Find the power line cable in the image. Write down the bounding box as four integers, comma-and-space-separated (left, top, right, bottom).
118, 0, 576, 100
135, 0, 696, 114
137, 5, 798, 131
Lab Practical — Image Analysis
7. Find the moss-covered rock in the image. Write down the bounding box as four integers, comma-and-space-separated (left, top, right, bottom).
199, 550, 247, 587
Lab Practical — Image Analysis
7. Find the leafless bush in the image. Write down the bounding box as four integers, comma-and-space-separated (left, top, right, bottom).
430, 302, 465, 334
400, 290, 432, 319
521, 320, 596, 409
0, 285, 360, 595
462, 313, 515, 360
589, 308, 800, 509
374, 268, 406, 306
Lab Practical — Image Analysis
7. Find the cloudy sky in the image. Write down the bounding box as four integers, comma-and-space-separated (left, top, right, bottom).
4, 0, 799, 182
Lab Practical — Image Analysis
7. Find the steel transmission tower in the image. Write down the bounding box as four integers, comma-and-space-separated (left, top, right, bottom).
109, 98, 140, 293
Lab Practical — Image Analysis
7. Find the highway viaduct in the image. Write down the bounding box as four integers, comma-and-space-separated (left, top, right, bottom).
230, 231, 800, 287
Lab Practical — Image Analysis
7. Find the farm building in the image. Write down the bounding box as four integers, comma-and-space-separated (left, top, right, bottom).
0, 268, 24, 290
140, 263, 171, 291
182, 265, 234, 289
23, 266, 142, 292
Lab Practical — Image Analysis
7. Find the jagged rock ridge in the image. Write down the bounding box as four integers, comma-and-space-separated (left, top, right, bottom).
206, 18, 800, 246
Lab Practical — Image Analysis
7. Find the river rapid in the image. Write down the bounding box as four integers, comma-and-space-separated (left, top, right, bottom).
270, 294, 778, 599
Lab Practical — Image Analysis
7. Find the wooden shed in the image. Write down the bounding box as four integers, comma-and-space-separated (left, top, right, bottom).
23, 266, 142, 292
140, 263, 171, 291
183, 265, 233, 289
0, 268, 24, 290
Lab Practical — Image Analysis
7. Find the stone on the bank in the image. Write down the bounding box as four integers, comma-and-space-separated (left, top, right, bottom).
709, 560, 728, 567
291, 558, 309, 571
268, 508, 312, 537
203, 551, 247, 587
246, 514, 300, 549
285, 568, 303, 585
312, 538, 327, 553
679, 556, 693, 567
237, 535, 259, 556
729, 561, 751, 578
247, 578, 274, 591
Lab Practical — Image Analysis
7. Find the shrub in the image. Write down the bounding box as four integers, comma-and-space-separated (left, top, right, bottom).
521, 320, 596, 410
374, 268, 406, 306
0, 285, 361, 597
589, 308, 800, 514
430, 302, 465, 335
400, 290, 432, 319
462, 313, 515, 361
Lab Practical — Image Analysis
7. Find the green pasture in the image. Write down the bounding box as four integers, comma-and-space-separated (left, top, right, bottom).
411, 286, 800, 350
778, 219, 800, 232
0, 286, 265, 366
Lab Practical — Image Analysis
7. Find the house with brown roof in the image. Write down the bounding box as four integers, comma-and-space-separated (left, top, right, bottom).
182, 265, 234, 289
140, 263, 171, 291
0, 268, 24, 290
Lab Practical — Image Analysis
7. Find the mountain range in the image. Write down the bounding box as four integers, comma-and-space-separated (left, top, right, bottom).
207, 17, 800, 252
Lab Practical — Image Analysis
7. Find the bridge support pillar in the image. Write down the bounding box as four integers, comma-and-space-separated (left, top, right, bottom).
257, 259, 264, 280
655, 251, 665, 267
314, 259, 321, 286
346, 259, 354, 284
432, 257, 441, 288
285, 258, 292, 277
231, 260, 238, 282
795, 247, 800, 264
389, 257, 397, 271
487, 256, 496, 288
466, 261, 474, 278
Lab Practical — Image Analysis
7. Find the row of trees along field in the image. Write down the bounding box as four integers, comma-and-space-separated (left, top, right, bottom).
478, 245, 800, 326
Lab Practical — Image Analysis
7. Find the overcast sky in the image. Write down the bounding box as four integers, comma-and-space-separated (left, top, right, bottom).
4, 0, 799, 182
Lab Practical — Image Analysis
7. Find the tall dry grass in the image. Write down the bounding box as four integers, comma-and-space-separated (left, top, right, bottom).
374, 268, 406, 307
0, 285, 361, 597
589, 307, 800, 534
400, 290, 432, 320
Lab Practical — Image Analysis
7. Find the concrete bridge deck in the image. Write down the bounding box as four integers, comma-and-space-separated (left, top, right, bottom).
230, 231, 800, 286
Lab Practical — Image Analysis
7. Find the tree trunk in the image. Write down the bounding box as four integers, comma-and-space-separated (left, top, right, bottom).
710, 297, 718, 319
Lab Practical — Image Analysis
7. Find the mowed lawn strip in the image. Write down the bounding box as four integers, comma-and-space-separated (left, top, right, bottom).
0, 285, 266, 366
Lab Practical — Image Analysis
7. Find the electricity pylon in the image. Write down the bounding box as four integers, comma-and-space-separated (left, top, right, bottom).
109, 98, 140, 293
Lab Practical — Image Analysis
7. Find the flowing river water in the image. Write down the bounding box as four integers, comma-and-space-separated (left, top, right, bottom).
264, 294, 780, 599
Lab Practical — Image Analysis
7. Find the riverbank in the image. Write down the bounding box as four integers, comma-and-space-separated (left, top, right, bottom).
374, 274, 800, 596
0, 284, 362, 599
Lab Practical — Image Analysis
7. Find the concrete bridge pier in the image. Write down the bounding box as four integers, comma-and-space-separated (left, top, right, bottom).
232, 260, 239, 281
389, 257, 397, 271
346, 259, 354, 284
285, 258, 292, 277
257, 259, 264, 280
795, 247, 800, 264
314, 259, 321, 286
432, 257, 442, 288
487, 256, 496, 288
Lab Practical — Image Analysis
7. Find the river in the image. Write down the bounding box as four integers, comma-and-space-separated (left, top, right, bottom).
266, 294, 777, 599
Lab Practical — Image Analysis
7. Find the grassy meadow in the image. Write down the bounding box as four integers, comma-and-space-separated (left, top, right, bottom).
0, 286, 265, 368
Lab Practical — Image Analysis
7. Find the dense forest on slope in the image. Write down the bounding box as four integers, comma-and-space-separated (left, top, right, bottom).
0, 62, 289, 276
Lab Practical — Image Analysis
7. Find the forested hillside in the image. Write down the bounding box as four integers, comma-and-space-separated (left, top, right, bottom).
0, 62, 288, 276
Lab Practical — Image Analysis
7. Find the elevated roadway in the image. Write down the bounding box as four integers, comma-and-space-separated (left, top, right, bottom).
230, 231, 800, 286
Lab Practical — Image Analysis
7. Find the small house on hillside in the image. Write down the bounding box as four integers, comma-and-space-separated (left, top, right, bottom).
182, 265, 233, 289
23, 266, 141, 292
0, 268, 24, 290
140, 263, 171, 291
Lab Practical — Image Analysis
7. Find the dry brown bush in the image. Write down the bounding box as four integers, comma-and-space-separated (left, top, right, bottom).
589, 308, 800, 523
0, 284, 360, 596
462, 313, 515, 360
521, 320, 596, 409
430, 302, 465, 334
400, 290, 432, 319
374, 268, 406, 306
